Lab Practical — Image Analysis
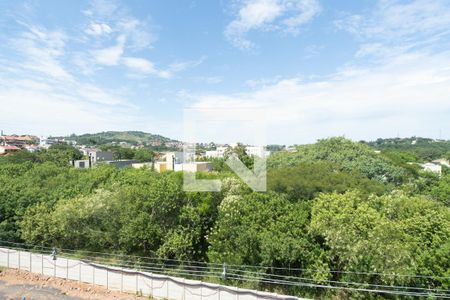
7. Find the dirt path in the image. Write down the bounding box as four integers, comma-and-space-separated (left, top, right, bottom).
0, 268, 148, 300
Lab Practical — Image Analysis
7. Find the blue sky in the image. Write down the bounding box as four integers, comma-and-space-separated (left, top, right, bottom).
0, 0, 449, 144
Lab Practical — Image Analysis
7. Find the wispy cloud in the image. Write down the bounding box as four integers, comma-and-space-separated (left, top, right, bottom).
92, 35, 126, 66
85, 22, 112, 36
335, 0, 450, 51
11, 23, 71, 79
0, 19, 139, 136
191, 51, 450, 142
82, 0, 156, 50
225, 0, 320, 50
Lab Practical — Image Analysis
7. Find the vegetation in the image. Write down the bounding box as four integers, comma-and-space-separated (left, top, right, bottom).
58, 131, 180, 150
364, 137, 450, 161
0, 137, 449, 299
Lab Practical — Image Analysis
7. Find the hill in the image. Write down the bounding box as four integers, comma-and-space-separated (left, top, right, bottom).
363, 137, 450, 161
268, 137, 409, 184
58, 131, 182, 150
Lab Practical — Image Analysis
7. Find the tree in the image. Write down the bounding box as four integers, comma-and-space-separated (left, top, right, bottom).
431, 174, 450, 206
310, 190, 450, 291
116, 172, 186, 255
268, 162, 387, 201
133, 148, 154, 162
224, 143, 254, 169
268, 137, 408, 184
208, 191, 326, 290
100, 145, 135, 159
21, 190, 121, 250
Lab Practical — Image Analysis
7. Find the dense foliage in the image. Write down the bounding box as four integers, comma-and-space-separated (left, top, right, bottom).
0, 137, 449, 299
364, 137, 450, 161
58, 131, 179, 150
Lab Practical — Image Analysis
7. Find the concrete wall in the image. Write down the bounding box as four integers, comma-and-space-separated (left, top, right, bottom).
0, 247, 306, 300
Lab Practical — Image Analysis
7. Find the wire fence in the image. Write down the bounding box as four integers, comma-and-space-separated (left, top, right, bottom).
0, 245, 304, 300
0, 240, 449, 299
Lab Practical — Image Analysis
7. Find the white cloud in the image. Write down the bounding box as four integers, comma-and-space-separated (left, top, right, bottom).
121, 56, 206, 79
117, 18, 156, 50
189, 49, 450, 143
335, 0, 450, 45
82, 0, 156, 50
83, 0, 118, 19
122, 57, 156, 74
11, 24, 71, 79
168, 56, 206, 73
225, 0, 320, 49
0, 22, 139, 136
194, 76, 223, 84
85, 22, 112, 35
92, 35, 125, 66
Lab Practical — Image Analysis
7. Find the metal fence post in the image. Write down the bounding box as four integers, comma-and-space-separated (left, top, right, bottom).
66, 258, 69, 279
166, 277, 169, 300
29, 252, 32, 272
92, 266, 95, 286
54, 259, 56, 277
183, 278, 186, 300
7, 249, 9, 268
200, 282, 203, 300
150, 273, 153, 296
79, 262, 82, 283
121, 267, 123, 293
236, 287, 239, 300
136, 273, 139, 294
41, 254, 43, 274
18, 250, 21, 270
106, 269, 109, 290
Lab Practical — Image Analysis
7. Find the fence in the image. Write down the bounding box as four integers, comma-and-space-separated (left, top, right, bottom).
0, 247, 306, 300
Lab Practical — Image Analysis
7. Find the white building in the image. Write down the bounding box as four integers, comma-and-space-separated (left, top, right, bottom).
432, 159, 450, 167
245, 146, 271, 158
162, 151, 185, 170
89, 150, 114, 163
421, 162, 442, 175
205, 145, 270, 158
173, 162, 213, 172
39, 136, 57, 148
205, 146, 228, 158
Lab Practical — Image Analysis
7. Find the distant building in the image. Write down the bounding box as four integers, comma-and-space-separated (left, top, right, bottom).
89, 151, 114, 163
153, 151, 212, 173
205, 145, 270, 158
132, 162, 153, 169
154, 161, 168, 172
71, 150, 113, 169
163, 151, 185, 170
105, 160, 138, 169
245, 146, 271, 158
39, 136, 58, 148
72, 159, 91, 169
0, 145, 20, 155
205, 146, 228, 158
432, 159, 450, 167
174, 162, 213, 172
1, 135, 38, 148
24, 145, 39, 153
421, 162, 442, 175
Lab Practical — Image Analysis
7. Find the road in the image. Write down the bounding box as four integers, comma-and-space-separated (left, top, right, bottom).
0, 280, 83, 300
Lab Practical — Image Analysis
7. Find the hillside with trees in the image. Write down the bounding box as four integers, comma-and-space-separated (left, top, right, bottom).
59, 131, 181, 150
0, 137, 449, 299
364, 137, 450, 162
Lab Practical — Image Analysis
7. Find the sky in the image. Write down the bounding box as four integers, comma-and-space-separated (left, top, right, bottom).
0, 0, 449, 145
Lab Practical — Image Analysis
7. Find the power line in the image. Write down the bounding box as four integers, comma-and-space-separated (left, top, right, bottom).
1, 240, 448, 281
1, 240, 449, 299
